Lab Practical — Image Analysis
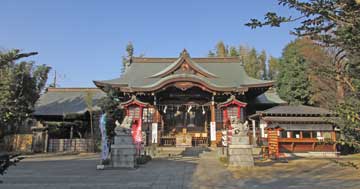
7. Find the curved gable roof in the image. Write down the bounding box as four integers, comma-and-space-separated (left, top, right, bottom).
94, 50, 274, 93
150, 50, 217, 78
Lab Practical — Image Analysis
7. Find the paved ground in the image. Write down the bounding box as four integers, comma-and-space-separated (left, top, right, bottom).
1, 151, 360, 189
2, 154, 198, 189
195, 151, 360, 189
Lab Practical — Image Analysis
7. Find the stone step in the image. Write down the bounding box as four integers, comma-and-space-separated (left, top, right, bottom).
182, 147, 210, 157
151, 146, 211, 158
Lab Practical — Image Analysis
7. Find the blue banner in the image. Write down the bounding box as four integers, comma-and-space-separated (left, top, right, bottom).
99, 113, 109, 161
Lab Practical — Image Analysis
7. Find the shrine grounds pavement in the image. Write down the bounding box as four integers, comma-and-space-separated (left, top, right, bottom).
2, 152, 360, 189
1, 154, 198, 189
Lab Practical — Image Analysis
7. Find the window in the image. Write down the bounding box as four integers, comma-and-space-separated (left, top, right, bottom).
292, 131, 301, 139
311, 131, 317, 138
215, 109, 223, 123
128, 106, 140, 119
302, 131, 311, 138
279, 130, 287, 138
239, 107, 246, 122
142, 108, 154, 123
322, 132, 332, 140
227, 105, 238, 119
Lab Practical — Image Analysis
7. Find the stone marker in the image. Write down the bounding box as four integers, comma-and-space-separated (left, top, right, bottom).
228, 118, 254, 167
111, 116, 137, 168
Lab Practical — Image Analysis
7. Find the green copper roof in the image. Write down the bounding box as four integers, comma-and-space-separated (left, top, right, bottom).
94, 51, 274, 92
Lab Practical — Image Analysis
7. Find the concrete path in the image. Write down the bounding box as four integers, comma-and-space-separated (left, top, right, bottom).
2, 154, 198, 189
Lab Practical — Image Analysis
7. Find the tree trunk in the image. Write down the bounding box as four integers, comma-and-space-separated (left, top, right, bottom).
336, 74, 345, 103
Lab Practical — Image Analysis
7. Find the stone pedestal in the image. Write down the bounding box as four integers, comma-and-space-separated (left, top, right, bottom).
228, 144, 254, 167
227, 119, 254, 167
110, 117, 137, 168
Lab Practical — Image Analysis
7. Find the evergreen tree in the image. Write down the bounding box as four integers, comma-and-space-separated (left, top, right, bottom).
121, 42, 134, 73
229, 46, 239, 57
258, 50, 267, 79
208, 43, 271, 80
268, 56, 279, 80
244, 48, 259, 78
0, 49, 51, 133
215, 41, 227, 57
276, 39, 312, 105
239, 45, 249, 62
208, 50, 215, 57
126, 42, 134, 58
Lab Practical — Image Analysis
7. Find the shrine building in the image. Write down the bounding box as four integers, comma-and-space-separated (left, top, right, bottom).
93, 49, 274, 147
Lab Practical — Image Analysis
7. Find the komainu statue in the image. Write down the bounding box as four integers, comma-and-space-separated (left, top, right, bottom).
115, 116, 132, 135
228, 117, 254, 167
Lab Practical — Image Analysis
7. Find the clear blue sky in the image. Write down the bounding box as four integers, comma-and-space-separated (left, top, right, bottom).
1, 0, 298, 87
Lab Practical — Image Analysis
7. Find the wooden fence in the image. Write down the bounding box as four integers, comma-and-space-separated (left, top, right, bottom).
48, 139, 94, 152
3, 134, 33, 152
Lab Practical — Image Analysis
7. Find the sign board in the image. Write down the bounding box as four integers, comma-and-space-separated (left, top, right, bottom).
267, 129, 280, 158
151, 123, 158, 144
210, 122, 216, 141
132, 122, 142, 143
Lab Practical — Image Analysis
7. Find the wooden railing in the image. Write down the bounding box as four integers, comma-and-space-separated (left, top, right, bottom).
278, 138, 318, 143
160, 136, 176, 146
192, 137, 208, 146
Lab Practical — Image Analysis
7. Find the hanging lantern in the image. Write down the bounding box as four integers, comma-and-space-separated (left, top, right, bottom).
202, 106, 206, 115
187, 105, 192, 113
175, 106, 181, 116
163, 105, 167, 114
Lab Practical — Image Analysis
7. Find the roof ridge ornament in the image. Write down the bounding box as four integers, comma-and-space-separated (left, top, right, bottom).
180, 49, 190, 58
149, 49, 217, 78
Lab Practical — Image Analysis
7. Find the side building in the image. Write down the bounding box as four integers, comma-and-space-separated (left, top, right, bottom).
250, 105, 339, 157
32, 88, 106, 153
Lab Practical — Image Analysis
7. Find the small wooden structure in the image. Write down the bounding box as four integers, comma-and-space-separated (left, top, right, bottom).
251, 105, 338, 155
33, 88, 106, 153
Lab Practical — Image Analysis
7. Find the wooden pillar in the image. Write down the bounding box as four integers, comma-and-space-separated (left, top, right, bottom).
152, 108, 160, 145
211, 104, 215, 123
70, 126, 73, 139
44, 129, 48, 153
291, 142, 295, 152
210, 96, 216, 147
70, 125, 74, 152
331, 131, 336, 141
204, 112, 208, 133
251, 119, 256, 146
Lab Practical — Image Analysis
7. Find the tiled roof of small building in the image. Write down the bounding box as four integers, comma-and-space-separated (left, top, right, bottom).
34, 88, 106, 117
261, 105, 332, 116
253, 90, 287, 105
